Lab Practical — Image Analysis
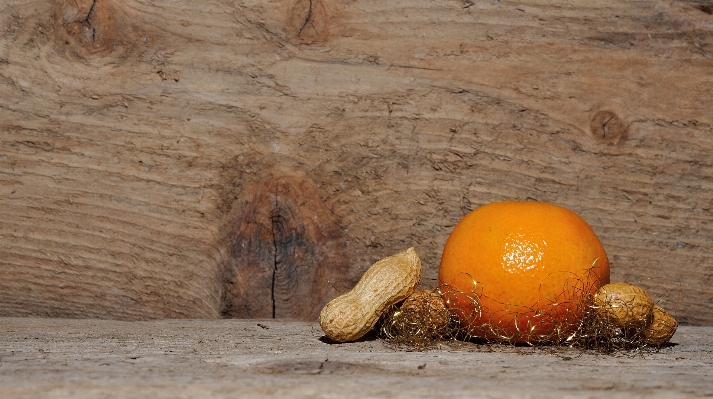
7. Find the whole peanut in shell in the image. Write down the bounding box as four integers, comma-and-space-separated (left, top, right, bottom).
593, 282, 654, 330
645, 304, 678, 345
399, 289, 450, 331
319, 247, 422, 342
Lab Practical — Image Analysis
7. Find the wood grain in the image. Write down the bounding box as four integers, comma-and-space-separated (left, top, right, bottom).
1, 318, 713, 398
0, 0, 712, 323
221, 173, 362, 320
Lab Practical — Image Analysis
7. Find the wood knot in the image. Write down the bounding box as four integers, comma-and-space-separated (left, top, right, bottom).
55, 0, 139, 59
288, 0, 330, 44
221, 174, 358, 321
590, 110, 628, 144
695, 5, 713, 15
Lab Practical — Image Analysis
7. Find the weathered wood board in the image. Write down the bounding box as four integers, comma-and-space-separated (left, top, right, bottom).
1, 0, 712, 323
1, 318, 712, 398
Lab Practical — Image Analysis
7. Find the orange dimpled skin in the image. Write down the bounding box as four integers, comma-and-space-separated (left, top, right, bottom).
438, 201, 610, 343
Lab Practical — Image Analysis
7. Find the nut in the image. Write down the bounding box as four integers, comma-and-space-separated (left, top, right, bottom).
645, 304, 678, 345
319, 247, 422, 342
593, 282, 654, 330
399, 289, 450, 331
381, 288, 450, 345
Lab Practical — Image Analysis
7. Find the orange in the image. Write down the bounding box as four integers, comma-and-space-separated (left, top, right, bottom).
438, 201, 609, 343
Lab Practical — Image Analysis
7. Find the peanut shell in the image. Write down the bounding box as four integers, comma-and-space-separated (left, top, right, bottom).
593, 282, 654, 330
319, 247, 422, 342
645, 304, 678, 345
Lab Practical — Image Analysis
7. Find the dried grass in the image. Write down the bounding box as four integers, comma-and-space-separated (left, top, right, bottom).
380, 272, 671, 353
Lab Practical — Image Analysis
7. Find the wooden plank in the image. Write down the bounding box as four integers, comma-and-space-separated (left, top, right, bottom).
0, 0, 712, 323
0, 318, 712, 398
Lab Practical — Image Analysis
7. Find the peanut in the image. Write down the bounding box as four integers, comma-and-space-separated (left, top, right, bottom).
399, 289, 450, 331
593, 282, 654, 330
645, 304, 678, 345
319, 247, 422, 342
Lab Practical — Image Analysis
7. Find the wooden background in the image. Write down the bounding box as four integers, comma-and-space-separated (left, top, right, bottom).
1, 0, 711, 324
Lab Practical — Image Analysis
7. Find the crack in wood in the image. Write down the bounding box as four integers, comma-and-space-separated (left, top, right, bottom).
590, 110, 627, 144
601, 115, 615, 139
289, 0, 329, 44
85, 0, 97, 41
298, 0, 317, 38
270, 188, 279, 319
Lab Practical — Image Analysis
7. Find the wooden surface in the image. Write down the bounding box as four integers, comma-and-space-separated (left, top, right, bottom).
1, 318, 712, 398
1, 0, 712, 323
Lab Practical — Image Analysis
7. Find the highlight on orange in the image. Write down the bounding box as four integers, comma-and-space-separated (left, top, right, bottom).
438, 201, 610, 344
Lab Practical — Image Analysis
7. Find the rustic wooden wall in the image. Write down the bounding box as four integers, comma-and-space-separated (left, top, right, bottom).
1, 0, 712, 324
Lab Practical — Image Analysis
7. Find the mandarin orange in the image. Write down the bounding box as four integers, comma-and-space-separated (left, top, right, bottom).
438, 201, 609, 343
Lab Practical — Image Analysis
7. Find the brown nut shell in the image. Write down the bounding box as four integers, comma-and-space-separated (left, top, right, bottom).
593, 282, 654, 330
645, 304, 678, 345
319, 247, 422, 342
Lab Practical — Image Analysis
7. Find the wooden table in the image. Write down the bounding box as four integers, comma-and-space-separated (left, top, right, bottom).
1, 318, 711, 398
